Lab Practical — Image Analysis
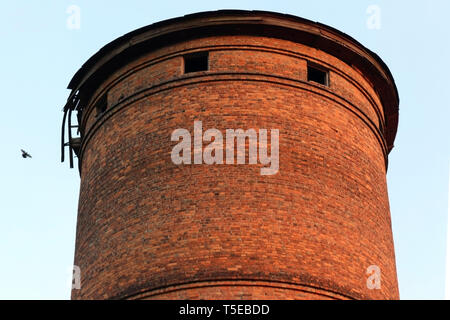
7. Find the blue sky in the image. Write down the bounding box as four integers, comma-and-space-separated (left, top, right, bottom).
0, 1, 448, 300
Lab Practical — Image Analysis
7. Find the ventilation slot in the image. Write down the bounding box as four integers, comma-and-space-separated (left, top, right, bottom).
95, 94, 107, 117
307, 64, 329, 86
184, 52, 209, 73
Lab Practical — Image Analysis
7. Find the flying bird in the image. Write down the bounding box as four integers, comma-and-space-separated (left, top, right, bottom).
21, 149, 32, 159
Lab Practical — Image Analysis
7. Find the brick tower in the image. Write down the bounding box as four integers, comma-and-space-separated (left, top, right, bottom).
62, 10, 400, 300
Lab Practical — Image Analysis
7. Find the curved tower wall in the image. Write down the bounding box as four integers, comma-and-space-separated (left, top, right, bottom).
64, 11, 400, 300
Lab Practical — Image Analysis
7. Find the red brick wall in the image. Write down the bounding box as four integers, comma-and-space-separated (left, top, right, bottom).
72, 35, 398, 300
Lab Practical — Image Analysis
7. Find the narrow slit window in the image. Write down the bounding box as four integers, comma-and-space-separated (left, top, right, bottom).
95, 94, 107, 117
184, 52, 209, 73
307, 64, 329, 86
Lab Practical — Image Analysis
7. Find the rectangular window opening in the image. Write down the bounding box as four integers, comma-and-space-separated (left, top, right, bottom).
95, 94, 107, 117
307, 64, 329, 86
184, 51, 209, 73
